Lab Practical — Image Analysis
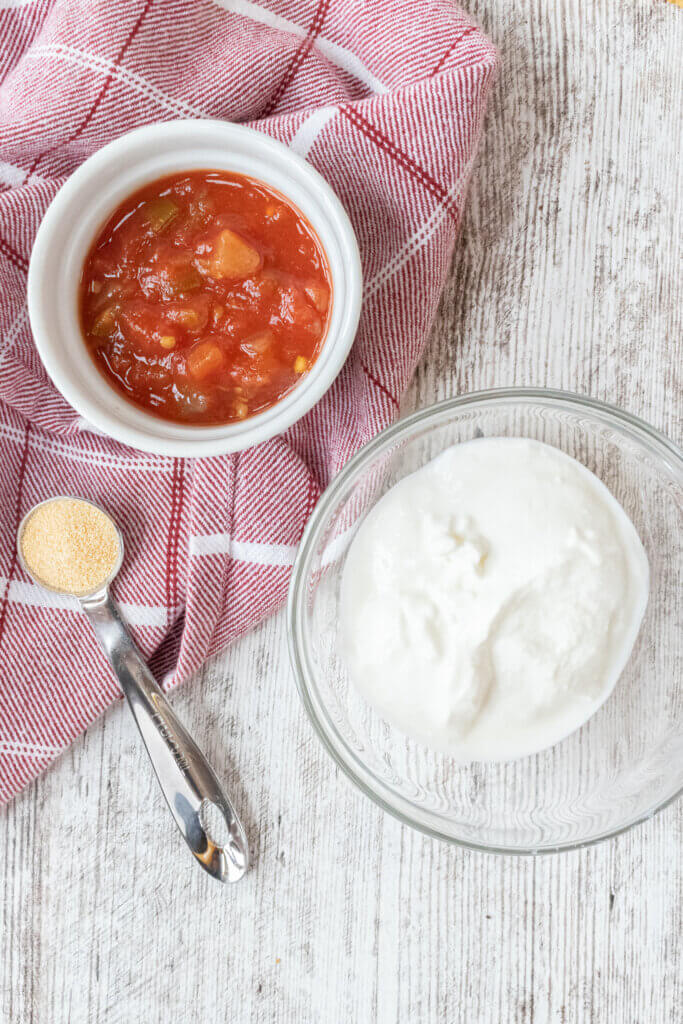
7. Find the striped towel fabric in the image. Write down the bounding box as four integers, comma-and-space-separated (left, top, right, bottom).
0, 0, 496, 802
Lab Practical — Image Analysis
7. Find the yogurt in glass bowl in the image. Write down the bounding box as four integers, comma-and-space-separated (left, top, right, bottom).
288, 388, 683, 853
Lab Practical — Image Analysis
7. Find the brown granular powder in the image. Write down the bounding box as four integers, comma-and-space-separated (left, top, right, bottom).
20, 498, 120, 596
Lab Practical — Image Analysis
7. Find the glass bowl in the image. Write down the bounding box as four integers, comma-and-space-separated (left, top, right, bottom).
288, 389, 683, 853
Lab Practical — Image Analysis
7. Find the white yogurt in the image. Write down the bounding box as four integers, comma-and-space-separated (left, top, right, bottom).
339, 438, 649, 761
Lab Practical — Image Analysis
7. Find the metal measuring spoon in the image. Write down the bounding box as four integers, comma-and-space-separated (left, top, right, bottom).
17, 496, 249, 884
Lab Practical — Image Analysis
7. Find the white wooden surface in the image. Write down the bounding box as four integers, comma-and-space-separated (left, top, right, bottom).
2, 2, 682, 1021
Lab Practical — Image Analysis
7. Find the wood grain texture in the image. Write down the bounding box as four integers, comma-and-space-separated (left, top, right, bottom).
2, 1, 682, 1021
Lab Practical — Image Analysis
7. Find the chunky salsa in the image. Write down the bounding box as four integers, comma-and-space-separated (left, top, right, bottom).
79, 170, 332, 425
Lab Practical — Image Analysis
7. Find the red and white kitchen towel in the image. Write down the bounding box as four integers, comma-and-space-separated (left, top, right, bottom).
0, 0, 496, 802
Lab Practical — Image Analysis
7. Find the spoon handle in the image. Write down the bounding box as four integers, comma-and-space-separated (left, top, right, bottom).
81, 591, 249, 883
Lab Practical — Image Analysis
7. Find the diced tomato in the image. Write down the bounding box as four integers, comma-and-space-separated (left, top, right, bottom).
186, 339, 226, 382
163, 294, 211, 332
138, 254, 202, 301
197, 228, 261, 280
118, 302, 167, 352
275, 286, 322, 336
240, 330, 274, 356
228, 356, 272, 391
91, 278, 135, 313
173, 382, 212, 418
185, 191, 215, 225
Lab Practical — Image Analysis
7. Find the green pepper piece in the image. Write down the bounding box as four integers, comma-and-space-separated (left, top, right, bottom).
170, 267, 202, 294
144, 197, 179, 232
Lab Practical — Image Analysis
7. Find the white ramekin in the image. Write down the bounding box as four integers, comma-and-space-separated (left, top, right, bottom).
27, 120, 362, 457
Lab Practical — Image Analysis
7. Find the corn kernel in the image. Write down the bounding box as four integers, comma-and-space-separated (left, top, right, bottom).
235, 400, 249, 419
294, 356, 308, 374
160, 335, 176, 350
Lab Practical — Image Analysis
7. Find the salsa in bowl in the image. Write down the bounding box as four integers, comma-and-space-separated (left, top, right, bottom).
28, 120, 361, 456
80, 170, 332, 426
